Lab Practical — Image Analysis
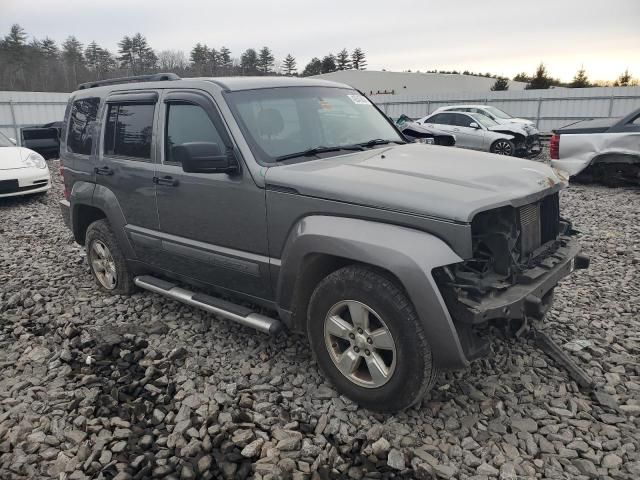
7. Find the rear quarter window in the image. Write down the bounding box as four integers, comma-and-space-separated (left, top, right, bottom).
67, 97, 101, 155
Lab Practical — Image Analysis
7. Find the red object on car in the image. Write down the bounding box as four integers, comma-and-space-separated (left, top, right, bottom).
550, 133, 560, 160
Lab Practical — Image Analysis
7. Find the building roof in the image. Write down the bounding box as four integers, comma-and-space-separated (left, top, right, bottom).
311, 70, 528, 96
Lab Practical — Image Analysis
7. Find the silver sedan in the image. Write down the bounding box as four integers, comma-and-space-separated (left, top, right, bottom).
418, 111, 541, 157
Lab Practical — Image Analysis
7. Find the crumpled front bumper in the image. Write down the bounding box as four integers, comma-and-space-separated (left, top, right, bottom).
443, 236, 589, 325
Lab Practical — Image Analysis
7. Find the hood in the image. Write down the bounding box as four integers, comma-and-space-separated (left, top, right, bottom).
0, 146, 31, 170
496, 117, 535, 126
487, 123, 532, 136
265, 143, 565, 223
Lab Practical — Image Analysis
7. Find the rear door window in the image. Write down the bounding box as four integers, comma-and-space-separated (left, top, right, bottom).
104, 103, 155, 159
67, 97, 100, 155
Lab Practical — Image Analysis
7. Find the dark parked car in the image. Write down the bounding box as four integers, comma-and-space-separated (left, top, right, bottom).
20, 121, 63, 158
59, 74, 587, 411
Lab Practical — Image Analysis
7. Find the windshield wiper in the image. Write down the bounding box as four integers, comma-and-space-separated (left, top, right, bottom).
357, 139, 406, 148
274, 145, 364, 162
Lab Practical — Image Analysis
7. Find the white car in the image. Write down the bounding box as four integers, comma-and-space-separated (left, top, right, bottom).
418, 111, 542, 157
431, 105, 536, 127
0, 131, 51, 198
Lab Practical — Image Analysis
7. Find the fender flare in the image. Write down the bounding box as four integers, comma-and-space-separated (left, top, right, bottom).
277, 215, 469, 369
69, 182, 136, 259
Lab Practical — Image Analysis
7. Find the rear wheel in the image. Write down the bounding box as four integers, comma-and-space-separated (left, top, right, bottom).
85, 219, 135, 295
307, 265, 438, 412
491, 139, 515, 156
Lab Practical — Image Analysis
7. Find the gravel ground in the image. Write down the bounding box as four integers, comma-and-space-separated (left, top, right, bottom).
1, 159, 638, 480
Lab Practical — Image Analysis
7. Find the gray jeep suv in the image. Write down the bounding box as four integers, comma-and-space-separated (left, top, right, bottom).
59, 73, 588, 412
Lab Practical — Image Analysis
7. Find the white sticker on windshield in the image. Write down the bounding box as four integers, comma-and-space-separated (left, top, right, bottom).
347, 94, 371, 105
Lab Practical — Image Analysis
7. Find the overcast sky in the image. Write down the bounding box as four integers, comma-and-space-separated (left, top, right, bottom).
2, 0, 639, 82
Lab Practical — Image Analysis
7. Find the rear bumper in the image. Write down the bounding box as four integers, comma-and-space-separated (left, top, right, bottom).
442, 237, 588, 325
59, 199, 71, 229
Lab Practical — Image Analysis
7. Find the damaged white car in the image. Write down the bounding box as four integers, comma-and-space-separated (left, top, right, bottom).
418, 111, 542, 157
550, 108, 640, 186
0, 131, 51, 198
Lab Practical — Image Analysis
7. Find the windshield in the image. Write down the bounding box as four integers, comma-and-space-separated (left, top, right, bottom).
470, 113, 498, 128
484, 106, 512, 119
225, 86, 404, 164
0, 131, 13, 147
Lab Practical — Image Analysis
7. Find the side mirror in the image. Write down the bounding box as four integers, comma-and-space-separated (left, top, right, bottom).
8, 137, 17, 145
469, 122, 480, 129
175, 142, 238, 174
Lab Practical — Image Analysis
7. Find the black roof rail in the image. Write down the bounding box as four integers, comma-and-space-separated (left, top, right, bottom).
77, 73, 181, 90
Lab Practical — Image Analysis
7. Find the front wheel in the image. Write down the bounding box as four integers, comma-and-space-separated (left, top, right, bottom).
307, 265, 438, 412
491, 139, 515, 156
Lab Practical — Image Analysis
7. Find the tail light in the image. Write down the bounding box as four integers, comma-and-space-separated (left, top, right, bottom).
59, 158, 69, 200
549, 134, 560, 160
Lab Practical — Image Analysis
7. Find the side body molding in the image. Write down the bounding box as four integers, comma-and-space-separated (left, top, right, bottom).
277, 215, 469, 369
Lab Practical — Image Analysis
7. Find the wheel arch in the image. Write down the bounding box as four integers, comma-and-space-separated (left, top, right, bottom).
276, 215, 469, 369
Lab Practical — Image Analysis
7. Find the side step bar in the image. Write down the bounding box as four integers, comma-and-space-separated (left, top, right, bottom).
134, 275, 283, 335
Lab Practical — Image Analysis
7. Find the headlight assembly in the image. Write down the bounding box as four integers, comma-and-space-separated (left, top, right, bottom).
23, 152, 47, 169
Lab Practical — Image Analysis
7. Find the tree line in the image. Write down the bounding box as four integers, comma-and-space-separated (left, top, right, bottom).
489, 63, 637, 91
0, 24, 636, 92
0, 24, 368, 92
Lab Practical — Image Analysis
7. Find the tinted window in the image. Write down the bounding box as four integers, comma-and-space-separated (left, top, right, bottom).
630, 114, 640, 126
104, 103, 155, 159
165, 103, 224, 164
431, 113, 455, 125
67, 97, 100, 155
453, 113, 475, 127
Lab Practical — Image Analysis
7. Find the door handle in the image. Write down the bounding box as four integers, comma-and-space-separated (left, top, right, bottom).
94, 166, 113, 176
153, 175, 179, 187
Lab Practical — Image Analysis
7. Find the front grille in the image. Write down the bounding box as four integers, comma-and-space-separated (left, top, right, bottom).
519, 203, 541, 255
519, 193, 560, 257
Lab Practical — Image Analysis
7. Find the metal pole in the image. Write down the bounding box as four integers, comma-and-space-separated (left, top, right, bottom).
8, 100, 19, 144
536, 98, 543, 126
608, 94, 614, 117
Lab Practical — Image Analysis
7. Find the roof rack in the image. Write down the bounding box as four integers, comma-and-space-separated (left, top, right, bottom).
77, 73, 181, 90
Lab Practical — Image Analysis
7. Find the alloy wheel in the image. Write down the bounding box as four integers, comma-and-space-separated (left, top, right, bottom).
493, 140, 513, 155
323, 300, 397, 388
89, 240, 117, 290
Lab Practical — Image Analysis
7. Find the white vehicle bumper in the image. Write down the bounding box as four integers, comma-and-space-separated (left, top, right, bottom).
0, 167, 51, 198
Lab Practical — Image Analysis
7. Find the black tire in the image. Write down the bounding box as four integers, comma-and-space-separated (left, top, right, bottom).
490, 139, 515, 156
85, 219, 136, 295
307, 265, 438, 412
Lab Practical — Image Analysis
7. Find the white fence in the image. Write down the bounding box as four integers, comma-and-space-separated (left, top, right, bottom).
2, 86, 640, 139
371, 86, 640, 132
0, 91, 69, 140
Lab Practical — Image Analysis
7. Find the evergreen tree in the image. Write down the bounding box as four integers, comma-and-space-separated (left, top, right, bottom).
39, 37, 58, 58
257, 46, 275, 74
240, 48, 258, 75
513, 72, 531, 83
490, 77, 509, 91
119, 33, 156, 75
321, 54, 337, 74
569, 66, 590, 88
190, 43, 209, 74
282, 54, 297, 76
351, 48, 366, 70
525, 63, 554, 90
613, 69, 634, 86
62, 36, 85, 87
336, 48, 351, 70
218, 46, 232, 73
302, 57, 323, 77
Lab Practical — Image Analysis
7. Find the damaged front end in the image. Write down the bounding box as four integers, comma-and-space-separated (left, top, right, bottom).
433, 192, 589, 361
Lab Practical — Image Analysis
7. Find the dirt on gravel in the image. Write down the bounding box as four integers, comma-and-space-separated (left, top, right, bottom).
0, 160, 638, 479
